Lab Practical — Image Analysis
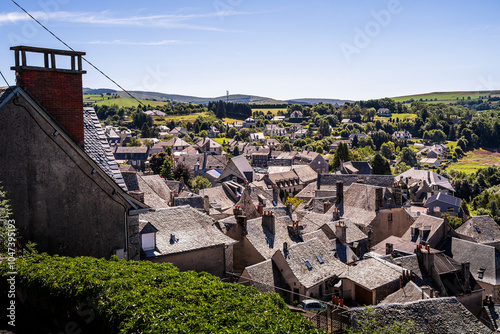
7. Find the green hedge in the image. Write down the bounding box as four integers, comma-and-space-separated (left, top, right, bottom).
1, 254, 321, 333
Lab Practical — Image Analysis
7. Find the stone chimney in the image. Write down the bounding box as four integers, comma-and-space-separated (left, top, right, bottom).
392, 182, 402, 206
416, 244, 435, 274
233, 205, 242, 217
332, 207, 340, 221
11, 46, 86, 147
462, 262, 471, 291
336, 181, 344, 204
170, 191, 178, 207
257, 202, 264, 215
335, 220, 347, 244
386, 242, 394, 255
236, 215, 247, 235
262, 211, 275, 235
375, 187, 383, 211
203, 195, 210, 214
128, 190, 145, 203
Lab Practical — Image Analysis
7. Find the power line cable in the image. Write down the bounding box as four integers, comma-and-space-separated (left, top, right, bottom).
10, 0, 145, 107
0, 69, 11, 88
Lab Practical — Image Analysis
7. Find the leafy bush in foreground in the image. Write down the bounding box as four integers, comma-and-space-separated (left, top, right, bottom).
1, 254, 321, 333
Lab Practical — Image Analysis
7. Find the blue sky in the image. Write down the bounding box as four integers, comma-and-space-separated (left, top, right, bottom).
1, 0, 500, 100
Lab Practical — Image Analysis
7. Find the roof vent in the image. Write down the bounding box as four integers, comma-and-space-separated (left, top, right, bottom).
304, 260, 313, 270
170, 234, 177, 243
316, 254, 324, 264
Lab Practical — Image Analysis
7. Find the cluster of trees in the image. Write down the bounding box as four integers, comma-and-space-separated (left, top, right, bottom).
208, 100, 253, 119
149, 147, 212, 190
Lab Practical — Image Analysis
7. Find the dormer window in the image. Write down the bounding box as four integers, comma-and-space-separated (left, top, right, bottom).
140, 221, 158, 252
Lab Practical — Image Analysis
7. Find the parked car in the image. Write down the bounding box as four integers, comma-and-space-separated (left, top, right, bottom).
297, 300, 326, 311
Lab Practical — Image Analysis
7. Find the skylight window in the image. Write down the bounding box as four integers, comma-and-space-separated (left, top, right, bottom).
478, 267, 485, 279
316, 254, 324, 264
305, 260, 313, 270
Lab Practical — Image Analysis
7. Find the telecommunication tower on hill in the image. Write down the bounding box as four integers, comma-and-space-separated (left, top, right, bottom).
226, 90, 229, 102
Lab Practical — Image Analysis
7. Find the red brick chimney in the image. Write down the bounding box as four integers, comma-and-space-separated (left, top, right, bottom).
11, 46, 86, 147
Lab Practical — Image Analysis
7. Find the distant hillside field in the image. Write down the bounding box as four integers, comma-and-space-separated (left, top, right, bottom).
391, 91, 500, 103
84, 94, 168, 108
447, 148, 500, 174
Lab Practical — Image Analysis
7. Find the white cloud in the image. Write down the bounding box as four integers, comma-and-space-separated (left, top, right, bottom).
0, 10, 251, 32
84, 39, 186, 46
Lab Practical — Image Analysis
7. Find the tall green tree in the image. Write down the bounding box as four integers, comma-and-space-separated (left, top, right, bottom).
173, 162, 193, 183
150, 152, 168, 174
160, 157, 174, 180
400, 147, 418, 167
319, 120, 331, 137
371, 154, 391, 175
332, 142, 351, 169
191, 176, 212, 190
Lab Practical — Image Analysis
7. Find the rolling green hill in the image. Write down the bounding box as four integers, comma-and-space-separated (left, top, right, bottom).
391, 90, 500, 103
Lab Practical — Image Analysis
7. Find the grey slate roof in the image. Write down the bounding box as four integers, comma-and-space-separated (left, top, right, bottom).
83, 107, 128, 191
199, 186, 236, 211
425, 192, 462, 208
139, 206, 237, 257
341, 161, 373, 175
321, 219, 368, 244
341, 257, 402, 290
245, 216, 301, 260
456, 215, 500, 244
275, 238, 347, 289
379, 281, 429, 304
291, 165, 318, 184
333, 183, 394, 227
385, 253, 434, 287
115, 146, 149, 154
372, 236, 438, 256
218, 155, 254, 182
449, 237, 500, 286
350, 297, 494, 334
240, 259, 275, 293
402, 214, 445, 245
397, 167, 454, 192
136, 174, 170, 209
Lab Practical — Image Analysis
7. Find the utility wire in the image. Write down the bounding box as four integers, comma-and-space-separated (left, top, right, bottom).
0, 69, 11, 88
10, 0, 145, 107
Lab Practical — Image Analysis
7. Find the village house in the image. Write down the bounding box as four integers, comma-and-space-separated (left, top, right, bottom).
192, 137, 222, 155
400, 214, 453, 249
264, 124, 286, 137
289, 124, 303, 132
250, 132, 265, 142
243, 117, 256, 128
0, 46, 149, 259
271, 238, 347, 303
392, 130, 412, 140
114, 146, 150, 171
415, 245, 484, 315
341, 256, 404, 305
207, 125, 220, 138
338, 161, 373, 175
397, 168, 455, 197
218, 155, 255, 184
264, 138, 279, 147
455, 215, 500, 249
377, 108, 391, 116
424, 193, 463, 217
290, 110, 303, 118
164, 136, 190, 152
329, 182, 414, 246
176, 153, 227, 176
139, 206, 238, 278
449, 237, 500, 303
265, 170, 303, 195
169, 126, 188, 136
